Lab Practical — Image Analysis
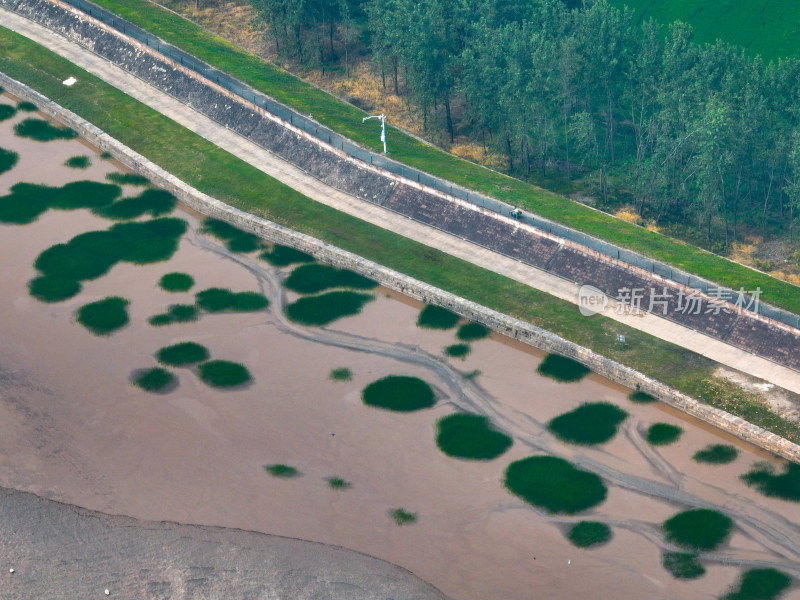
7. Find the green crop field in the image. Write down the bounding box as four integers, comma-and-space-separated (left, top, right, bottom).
610, 0, 800, 61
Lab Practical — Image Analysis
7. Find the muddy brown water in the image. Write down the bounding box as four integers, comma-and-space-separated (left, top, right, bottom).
1, 93, 799, 600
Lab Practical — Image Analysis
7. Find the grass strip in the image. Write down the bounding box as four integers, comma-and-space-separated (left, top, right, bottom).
3, 27, 799, 444
79, 0, 800, 315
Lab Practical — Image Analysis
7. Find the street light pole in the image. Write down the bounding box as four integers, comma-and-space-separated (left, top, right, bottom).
362, 113, 387, 154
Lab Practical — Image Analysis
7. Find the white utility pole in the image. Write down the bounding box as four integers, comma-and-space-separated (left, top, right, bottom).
362, 113, 387, 154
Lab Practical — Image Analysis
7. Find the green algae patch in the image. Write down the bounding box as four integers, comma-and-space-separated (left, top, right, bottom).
662, 552, 705, 580
284, 263, 377, 294
326, 476, 352, 489
456, 322, 490, 341
14, 117, 77, 141
329, 367, 352, 381
106, 172, 150, 186
0, 147, 18, 176
28, 275, 82, 302
159, 272, 194, 292
195, 287, 269, 312
259, 244, 314, 266
0, 181, 120, 224
50, 181, 121, 210
435, 413, 512, 460
32, 218, 186, 303
362, 375, 435, 412
76, 296, 129, 335
201, 217, 263, 253
112, 217, 187, 264
693, 444, 739, 465
537, 354, 591, 383
416, 304, 460, 329
198, 360, 252, 388
0, 104, 16, 121
741, 462, 800, 502
0, 183, 59, 224
264, 464, 300, 478
95, 189, 176, 220
663, 508, 733, 551
64, 155, 91, 169
156, 341, 210, 366
646, 423, 683, 446
722, 568, 792, 600
444, 343, 470, 359
286, 290, 373, 326
133, 367, 176, 393
149, 303, 198, 326
547, 402, 627, 446
628, 390, 657, 403
505, 456, 607, 514
389, 508, 417, 525
567, 521, 611, 548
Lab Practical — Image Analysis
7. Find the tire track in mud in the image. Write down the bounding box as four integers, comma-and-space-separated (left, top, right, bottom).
191, 227, 800, 576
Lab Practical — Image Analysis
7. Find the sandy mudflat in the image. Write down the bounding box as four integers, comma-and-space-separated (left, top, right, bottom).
0, 486, 449, 600
1, 93, 800, 600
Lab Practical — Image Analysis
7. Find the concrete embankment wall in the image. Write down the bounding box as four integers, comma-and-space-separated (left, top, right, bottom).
2, 71, 799, 463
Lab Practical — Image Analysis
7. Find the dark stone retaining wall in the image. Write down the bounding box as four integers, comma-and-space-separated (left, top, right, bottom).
3, 71, 798, 463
